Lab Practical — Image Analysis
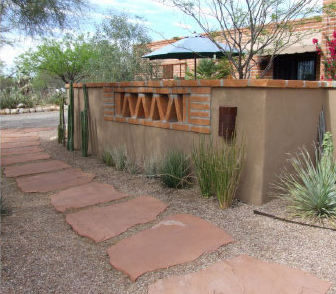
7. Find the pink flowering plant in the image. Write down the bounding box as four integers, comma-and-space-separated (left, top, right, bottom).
314, 31, 336, 80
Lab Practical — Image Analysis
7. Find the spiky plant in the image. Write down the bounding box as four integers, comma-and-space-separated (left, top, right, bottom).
159, 150, 191, 189
192, 136, 245, 208
274, 145, 336, 223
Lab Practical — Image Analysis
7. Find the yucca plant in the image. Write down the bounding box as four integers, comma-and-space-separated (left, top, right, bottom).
274, 141, 336, 223
159, 150, 191, 188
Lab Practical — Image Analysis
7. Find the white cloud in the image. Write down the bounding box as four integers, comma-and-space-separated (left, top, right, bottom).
174, 22, 192, 30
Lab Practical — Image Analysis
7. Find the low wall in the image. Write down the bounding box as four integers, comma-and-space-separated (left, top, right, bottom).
71, 79, 336, 205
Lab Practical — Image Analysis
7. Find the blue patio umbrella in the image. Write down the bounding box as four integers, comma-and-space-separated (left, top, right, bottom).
142, 36, 234, 79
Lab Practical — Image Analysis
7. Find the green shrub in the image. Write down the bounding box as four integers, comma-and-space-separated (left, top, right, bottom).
274, 143, 336, 223
144, 157, 159, 178
192, 136, 245, 208
114, 147, 127, 171
126, 156, 142, 174
159, 150, 191, 188
102, 149, 114, 166
192, 137, 215, 198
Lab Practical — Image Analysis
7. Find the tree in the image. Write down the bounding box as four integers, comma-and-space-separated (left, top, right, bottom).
88, 13, 161, 82
16, 34, 97, 83
0, 0, 87, 45
162, 0, 322, 79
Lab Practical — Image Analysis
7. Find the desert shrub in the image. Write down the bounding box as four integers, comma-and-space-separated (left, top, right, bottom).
274, 138, 336, 223
192, 136, 245, 208
144, 157, 159, 178
102, 149, 114, 166
0, 88, 35, 108
159, 150, 191, 188
192, 137, 215, 198
126, 156, 142, 174
114, 147, 127, 171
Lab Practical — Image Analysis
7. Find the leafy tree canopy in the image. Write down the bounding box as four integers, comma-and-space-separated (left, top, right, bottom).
0, 0, 87, 45
16, 34, 97, 83
88, 13, 161, 82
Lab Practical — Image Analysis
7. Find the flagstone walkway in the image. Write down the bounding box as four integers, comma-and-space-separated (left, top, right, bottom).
1, 128, 332, 293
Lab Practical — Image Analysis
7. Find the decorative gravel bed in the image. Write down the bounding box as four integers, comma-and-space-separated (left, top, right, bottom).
1, 130, 335, 294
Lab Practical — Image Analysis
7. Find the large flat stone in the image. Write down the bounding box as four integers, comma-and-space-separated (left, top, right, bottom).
16, 168, 95, 193
1, 132, 39, 138
1, 141, 40, 149
1, 152, 51, 166
107, 214, 235, 281
148, 254, 332, 294
1, 136, 39, 143
1, 146, 44, 156
51, 182, 129, 212
66, 196, 168, 243
3, 160, 71, 177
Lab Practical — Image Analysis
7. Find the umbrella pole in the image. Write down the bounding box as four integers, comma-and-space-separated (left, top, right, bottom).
194, 54, 197, 80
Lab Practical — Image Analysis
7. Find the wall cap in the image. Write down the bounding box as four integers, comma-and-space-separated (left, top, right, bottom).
66, 79, 336, 89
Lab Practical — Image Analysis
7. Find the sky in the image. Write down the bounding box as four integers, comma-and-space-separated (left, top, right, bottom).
0, 0, 201, 72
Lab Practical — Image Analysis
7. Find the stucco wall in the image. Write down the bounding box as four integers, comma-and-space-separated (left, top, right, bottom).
72, 81, 336, 205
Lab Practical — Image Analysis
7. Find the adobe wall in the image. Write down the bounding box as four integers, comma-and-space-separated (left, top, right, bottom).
71, 79, 336, 205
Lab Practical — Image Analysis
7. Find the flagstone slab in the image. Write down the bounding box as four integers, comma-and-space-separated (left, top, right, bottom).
66, 196, 168, 243
1, 136, 39, 143
1, 141, 40, 149
1, 146, 44, 156
16, 168, 95, 193
1, 152, 51, 166
1, 132, 39, 138
148, 254, 332, 294
3, 160, 71, 177
107, 214, 235, 281
51, 182, 129, 212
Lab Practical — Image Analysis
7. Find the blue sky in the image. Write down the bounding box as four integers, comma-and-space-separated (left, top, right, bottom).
0, 0, 202, 71
88, 0, 200, 40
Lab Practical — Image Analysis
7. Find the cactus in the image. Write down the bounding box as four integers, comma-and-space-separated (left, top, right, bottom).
57, 96, 65, 144
67, 81, 75, 151
81, 84, 89, 157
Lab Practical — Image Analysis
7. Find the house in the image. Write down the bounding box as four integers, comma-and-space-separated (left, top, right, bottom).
148, 0, 335, 81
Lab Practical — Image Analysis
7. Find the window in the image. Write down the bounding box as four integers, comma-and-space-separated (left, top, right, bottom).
273, 53, 317, 81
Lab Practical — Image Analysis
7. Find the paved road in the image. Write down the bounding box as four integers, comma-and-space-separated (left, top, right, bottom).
0, 111, 67, 129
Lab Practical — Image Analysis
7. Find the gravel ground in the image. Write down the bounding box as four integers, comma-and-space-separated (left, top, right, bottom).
1, 130, 336, 294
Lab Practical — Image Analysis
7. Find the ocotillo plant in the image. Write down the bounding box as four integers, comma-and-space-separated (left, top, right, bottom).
81, 84, 89, 157
67, 81, 75, 151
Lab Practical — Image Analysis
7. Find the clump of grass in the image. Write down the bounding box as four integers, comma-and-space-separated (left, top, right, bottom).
144, 157, 159, 178
0, 197, 11, 216
192, 136, 245, 209
102, 149, 114, 166
114, 146, 127, 171
126, 156, 142, 174
273, 138, 336, 223
159, 150, 191, 189
192, 137, 215, 198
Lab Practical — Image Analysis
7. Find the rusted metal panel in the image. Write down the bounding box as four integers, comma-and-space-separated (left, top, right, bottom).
218, 106, 237, 139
